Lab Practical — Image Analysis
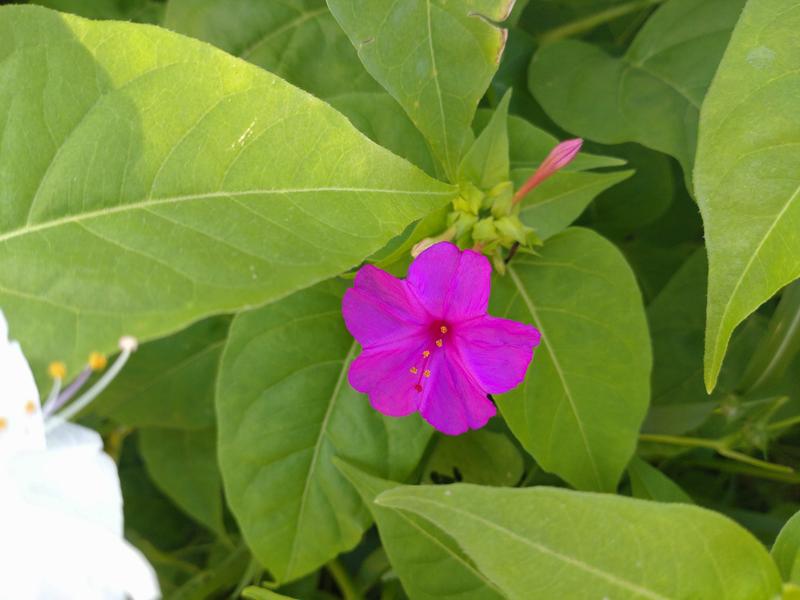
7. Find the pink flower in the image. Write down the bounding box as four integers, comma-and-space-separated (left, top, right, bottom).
513, 138, 583, 203
342, 242, 541, 435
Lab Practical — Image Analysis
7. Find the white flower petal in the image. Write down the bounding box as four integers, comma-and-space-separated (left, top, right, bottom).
0, 318, 45, 460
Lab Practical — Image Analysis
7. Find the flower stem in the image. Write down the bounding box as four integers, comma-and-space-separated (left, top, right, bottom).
538, 0, 666, 45
327, 559, 362, 600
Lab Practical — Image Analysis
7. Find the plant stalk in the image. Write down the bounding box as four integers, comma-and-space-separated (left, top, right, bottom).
539, 0, 666, 45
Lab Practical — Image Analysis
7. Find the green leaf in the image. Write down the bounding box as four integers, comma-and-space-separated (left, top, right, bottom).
139, 427, 226, 538
162, 0, 378, 100
695, 0, 800, 392
335, 460, 504, 600
739, 282, 800, 395
459, 90, 511, 190
422, 429, 524, 487
171, 544, 251, 600
627, 456, 693, 503
328, 91, 437, 176
0, 6, 454, 378
498, 114, 632, 240
31, 0, 164, 22
216, 280, 432, 583
588, 144, 675, 236
646, 249, 769, 432
377, 484, 783, 600
529, 0, 747, 179
327, 0, 514, 179
495, 228, 651, 491
773, 511, 800, 584
242, 587, 298, 600
95, 316, 230, 430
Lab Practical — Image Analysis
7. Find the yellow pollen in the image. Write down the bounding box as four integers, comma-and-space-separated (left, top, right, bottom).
440, 325, 448, 334
88, 352, 108, 371
48, 361, 67, 380
409, 367, 418, 374
435, 339, 443, 348
25, 401, 36, 415
423, 350, 430, 358
0, 417, 6, 430
423, 370, 431, 378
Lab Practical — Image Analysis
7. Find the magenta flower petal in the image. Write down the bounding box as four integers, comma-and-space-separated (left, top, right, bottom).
348, 337, 428, 417
342, 243, 538, 435
455, 315, 541, 394
406, 242, 491, 322
342, 265, 428, 349
418, 349, 496, 435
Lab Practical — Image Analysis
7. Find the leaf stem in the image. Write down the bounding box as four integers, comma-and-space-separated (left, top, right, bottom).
767, 414, 800, 433
539, 0, 666, 45
327, 559, 362, 600
639, 433, 794, 474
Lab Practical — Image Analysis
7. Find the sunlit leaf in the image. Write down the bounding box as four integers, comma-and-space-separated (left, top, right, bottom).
695, 0, 800, 391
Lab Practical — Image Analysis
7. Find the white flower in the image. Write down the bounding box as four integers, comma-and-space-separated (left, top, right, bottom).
0, 312, 160, 600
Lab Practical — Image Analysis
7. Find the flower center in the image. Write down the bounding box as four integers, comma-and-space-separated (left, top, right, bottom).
410, 323, 449, 393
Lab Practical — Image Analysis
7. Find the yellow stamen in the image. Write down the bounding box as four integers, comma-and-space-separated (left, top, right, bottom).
410, 367, 418, 374
423, 370, 431, 378
48, 361, 66, 380
440, 325, 448, 334
423, 350, 430, 358
25, 401, 36, 415
0, 417, 7, 430
435, 339, 443, 348
88, 352, 108, 371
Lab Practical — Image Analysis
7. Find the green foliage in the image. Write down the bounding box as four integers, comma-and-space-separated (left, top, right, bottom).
95, 316, 230, 430
627, 456, 693, 503
139, 426, 226, 537
216, 281, 431, 582
0, 5, 453, 378
530, 0, 746, 179
695, 0, 800, 391
774, 510, 800, 585
378, 483, 783, 600
327, 0, 514, 179
6, 0, 800, 596
338, 460, 504, 600
422, 429, 524, 487
495, 228, 651, 492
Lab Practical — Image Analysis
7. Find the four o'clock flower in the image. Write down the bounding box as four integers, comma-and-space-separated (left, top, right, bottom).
342, 242, 541, 435
0, 311, 160, 600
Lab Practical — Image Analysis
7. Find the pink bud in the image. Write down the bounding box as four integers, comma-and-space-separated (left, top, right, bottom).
513, 138, 583, 204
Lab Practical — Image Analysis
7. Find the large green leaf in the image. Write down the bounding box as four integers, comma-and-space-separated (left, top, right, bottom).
327, 0, 514, 179
0, 6, 454, 377
163, 0, 378, 100
139, 426, 226, 538
529, 0, 746, 179
773, 510, 800, 584
95, 316, 230, 429
216, 280, 432, 583
694, 0, 800, 391
336, 460, 504, 600
327, 92, 437, 176
377, 484, 783, 600
496, 228, 651, 491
